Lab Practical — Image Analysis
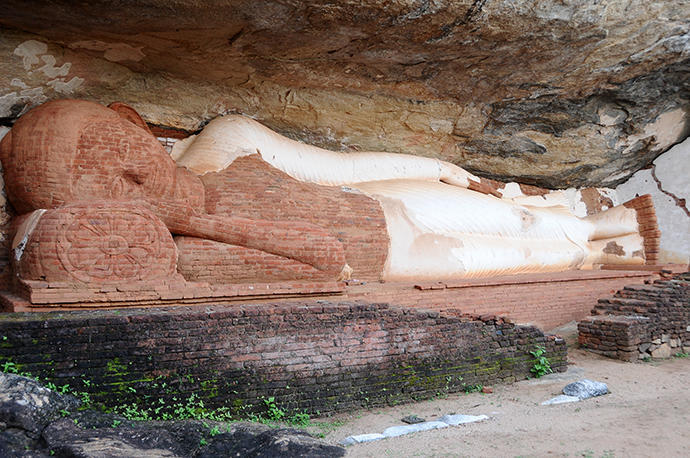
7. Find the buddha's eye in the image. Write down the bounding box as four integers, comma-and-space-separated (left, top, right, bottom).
123, 170, 145, 185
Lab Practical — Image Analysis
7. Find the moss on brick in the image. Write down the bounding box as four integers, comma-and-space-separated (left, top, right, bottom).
0, 300, 567, 416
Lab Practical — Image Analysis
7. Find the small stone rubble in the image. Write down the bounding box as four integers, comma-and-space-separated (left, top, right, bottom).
401, 415, 425, 424
0, 373, 344, 458
578, 272, 690, 361
562, 379, 608, 400
541, 379, 609, 406
340, 414, 489, 445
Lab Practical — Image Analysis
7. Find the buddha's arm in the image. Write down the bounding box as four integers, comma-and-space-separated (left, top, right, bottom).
144, 199, 348, 275
174, 115, 498, 195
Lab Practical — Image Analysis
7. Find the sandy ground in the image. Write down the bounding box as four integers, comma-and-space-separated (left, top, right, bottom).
317, 348, 690, 458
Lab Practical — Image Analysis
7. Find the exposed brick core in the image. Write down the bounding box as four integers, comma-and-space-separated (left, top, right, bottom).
0, 100, 349, 288
580, 187, 614, 215
0, 301, 566, 416
17, 202, 179, 285
176, 237, 336, 283
149, 124, 192, 140
578, 272, 690, 361
197, 154, 389, 281
623, 194, 660, 265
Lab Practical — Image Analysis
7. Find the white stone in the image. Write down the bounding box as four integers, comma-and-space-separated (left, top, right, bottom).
340, 433, 386, 446
382, 421, 448, 438
662, 334, 670, 343
651, 343, 672, 358
439, 414, 489, 426
563, 379, 608, 400
541, 395, 581, 405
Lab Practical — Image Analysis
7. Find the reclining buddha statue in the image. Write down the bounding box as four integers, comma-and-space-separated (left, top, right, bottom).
0, 99, 658, 290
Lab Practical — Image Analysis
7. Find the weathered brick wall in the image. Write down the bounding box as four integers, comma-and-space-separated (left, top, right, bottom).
578, 272, 690, 361
0, 301, 566, 417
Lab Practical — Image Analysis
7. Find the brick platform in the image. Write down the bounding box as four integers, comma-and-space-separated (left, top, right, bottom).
0, 280, 345, 311
1, 269, 665, 331
578, 272, 690, 361
346, 269, 661, 331
0, 301, 566, 416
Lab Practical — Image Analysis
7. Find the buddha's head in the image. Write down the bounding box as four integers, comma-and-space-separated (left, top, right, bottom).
0, 99, 203, 214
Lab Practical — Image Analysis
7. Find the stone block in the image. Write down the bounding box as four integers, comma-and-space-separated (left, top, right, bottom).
651, 343, 672, 358
382, 421, 448, 438
563, 379, 608, 400
439, 414, 489, 426
340, 433, 385, 445
541, 395, 580, 405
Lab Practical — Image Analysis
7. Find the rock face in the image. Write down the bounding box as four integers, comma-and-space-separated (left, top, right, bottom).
616, 139, 690, 264
0, 373, 79, 438
1, 0, 688, 188
0, 372, 344, 458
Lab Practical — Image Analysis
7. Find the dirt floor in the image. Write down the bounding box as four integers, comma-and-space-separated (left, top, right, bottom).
318, 345, 690, 457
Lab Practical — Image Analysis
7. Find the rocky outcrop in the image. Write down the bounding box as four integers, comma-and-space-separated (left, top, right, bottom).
0, 373, 345, 458
1, 1, 688, 188
616, 138, 690, 264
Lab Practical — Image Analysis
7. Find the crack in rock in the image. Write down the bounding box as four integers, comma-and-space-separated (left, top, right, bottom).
651, 165, 690, 218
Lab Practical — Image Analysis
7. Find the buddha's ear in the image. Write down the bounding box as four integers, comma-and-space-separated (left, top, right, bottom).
107, 102, 153, 135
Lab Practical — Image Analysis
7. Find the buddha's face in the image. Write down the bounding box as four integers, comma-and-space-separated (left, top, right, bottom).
70, 118, 203, 208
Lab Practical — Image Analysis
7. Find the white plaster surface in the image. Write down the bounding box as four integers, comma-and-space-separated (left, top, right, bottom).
615, 138, 690, 265
175, 115, 650, 279
13, 40, 48, 70
175, 115, 478, 187
341, 415, 487, 446
2, 41, 84, 118
619, 109, 687, 155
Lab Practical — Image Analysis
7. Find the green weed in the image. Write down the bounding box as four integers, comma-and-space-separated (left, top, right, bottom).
529, 345, 553, 378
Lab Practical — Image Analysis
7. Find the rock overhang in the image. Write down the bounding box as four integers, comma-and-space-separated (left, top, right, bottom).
0, 0, 688, 188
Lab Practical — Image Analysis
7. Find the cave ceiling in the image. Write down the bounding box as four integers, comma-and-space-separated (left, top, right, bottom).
1, 0, 688, 187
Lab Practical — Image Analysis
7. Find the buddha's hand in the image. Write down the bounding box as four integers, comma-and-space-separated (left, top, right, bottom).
438, 161, 501, 197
